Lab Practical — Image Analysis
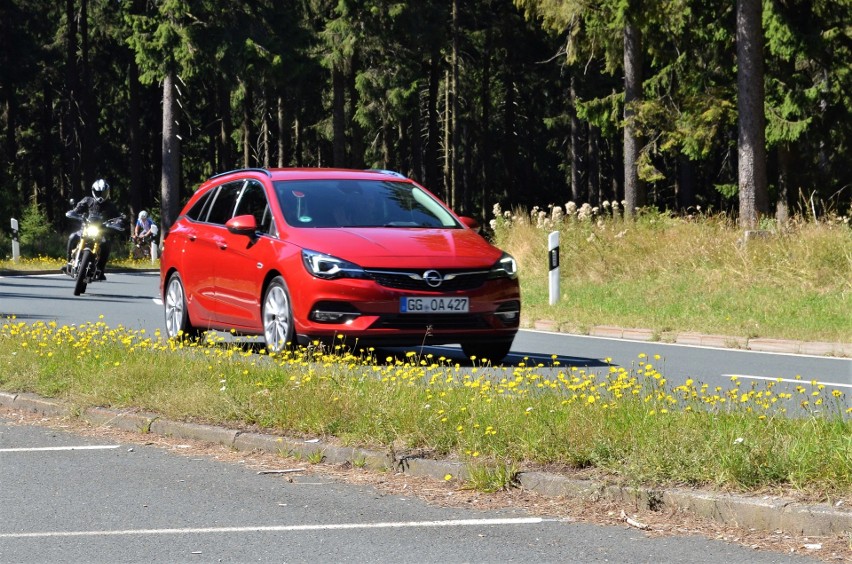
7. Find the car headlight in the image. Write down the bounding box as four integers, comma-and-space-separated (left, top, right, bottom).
302, 249, 367, 280
488, 252, 518, 280
83, 225, 102, 238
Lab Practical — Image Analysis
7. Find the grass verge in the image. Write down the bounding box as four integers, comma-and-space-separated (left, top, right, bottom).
1, 319, 849, 501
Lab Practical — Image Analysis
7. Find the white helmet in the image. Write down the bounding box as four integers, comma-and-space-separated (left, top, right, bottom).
139, 210, 148, 221
92, 179, 110, 203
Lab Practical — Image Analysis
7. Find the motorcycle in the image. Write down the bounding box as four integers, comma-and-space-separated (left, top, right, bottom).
64, 210, 126, 295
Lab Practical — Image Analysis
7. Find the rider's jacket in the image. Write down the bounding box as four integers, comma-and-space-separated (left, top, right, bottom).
68, 196, 121, 223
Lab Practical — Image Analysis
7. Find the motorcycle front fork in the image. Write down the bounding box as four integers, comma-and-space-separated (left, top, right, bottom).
71, 240, 101, 272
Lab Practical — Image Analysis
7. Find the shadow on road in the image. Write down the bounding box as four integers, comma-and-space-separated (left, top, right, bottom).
196, 335, 608, 370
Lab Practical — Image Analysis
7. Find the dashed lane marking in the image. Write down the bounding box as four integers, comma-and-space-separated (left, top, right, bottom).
0, 517, 548, 539
0, 445, 120, 453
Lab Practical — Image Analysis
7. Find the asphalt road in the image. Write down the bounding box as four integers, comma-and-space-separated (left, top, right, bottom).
0, 271, 847, 562
0, 419, 824, 564
2, 271, 849, 405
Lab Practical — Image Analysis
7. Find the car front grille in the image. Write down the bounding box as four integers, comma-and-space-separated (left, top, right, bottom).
366, 269, 489, 291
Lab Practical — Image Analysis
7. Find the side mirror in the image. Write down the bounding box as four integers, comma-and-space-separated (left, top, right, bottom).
458, 216, 481, 234
226, 214, 258, 237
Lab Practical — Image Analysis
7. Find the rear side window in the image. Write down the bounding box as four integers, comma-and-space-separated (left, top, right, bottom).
185, 189, 216, 221
206, 181, 244, 225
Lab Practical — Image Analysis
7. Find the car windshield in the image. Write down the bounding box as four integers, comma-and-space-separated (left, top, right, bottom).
273, 179, 461, 229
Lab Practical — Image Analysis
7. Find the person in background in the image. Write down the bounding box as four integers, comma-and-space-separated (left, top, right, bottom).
134, 210, 157, 241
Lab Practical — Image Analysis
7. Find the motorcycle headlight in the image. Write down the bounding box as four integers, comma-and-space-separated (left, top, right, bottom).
83, 225, 102, 238
302, 249, 367, 280
487, 252, 518, 280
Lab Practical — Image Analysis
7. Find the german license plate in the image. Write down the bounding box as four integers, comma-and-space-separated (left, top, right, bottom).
400, 297, 469, 313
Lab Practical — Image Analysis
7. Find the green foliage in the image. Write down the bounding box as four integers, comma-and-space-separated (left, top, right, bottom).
1, 0, 850, 231
465, 461, 519, 493
18, 198, 55, 254
715, 183, 739, 199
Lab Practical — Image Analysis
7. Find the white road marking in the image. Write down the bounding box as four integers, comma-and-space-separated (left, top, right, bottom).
722, 374, 852, 389
0, 445, 120, 453
0, 517, 547, 539
523, 328, 850, 360
152, 297, 163, 305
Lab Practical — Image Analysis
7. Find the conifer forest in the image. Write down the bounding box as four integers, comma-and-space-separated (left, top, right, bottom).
1, 0, 849, 234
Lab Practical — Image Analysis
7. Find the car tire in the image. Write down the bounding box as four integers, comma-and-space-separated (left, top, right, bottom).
262, 276, 294, 353
461, 338, 514, 364
164, 272, 200, 341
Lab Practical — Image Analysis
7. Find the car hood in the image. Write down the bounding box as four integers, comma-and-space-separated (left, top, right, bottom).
292, 227, 503, 269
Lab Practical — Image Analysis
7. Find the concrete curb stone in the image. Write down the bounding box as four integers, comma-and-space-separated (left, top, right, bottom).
1, 392, 849, 539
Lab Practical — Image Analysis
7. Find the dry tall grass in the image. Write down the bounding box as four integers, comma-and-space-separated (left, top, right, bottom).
492, 204, 851, 343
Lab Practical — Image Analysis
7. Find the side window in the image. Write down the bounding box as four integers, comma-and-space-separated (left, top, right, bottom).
206, 181, 244, 225
184, 189, 215, 222
234, 180, 274, 235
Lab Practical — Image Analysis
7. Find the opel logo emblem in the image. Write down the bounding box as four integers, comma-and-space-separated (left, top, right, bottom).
423, 270, 443, 288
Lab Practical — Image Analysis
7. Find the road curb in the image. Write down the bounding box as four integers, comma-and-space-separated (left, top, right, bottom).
2, 391, 849, 538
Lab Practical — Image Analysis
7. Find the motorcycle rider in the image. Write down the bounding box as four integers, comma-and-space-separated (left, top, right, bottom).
62, 179, 123, 280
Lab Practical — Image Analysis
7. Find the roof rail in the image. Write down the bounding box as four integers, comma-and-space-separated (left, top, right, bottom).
367, 169, 407, 179
210, 167, 272, 180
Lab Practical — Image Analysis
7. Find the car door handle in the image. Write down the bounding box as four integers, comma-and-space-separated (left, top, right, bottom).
218, 243, 228, 250
188, 234, 197, 242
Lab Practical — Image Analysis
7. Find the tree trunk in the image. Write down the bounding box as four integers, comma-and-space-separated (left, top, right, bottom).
503, 74, 517, 204
410, 105, 423, 181
129, 59, 142, 217
127, 57, 143, 216
79, 0, 95, 186
277, 95, 286, 167
443, 70, 451, 203
588, 124, 600, 206
347, 59, 366, 169
479, 24, 493, 212
218, 77, 233, 170
260, 91, 269, 168
64, 0, 82, 200
293, 114, 302, 167
776, 143, 791, 224
332, 64, 346, 167
242, 84, 253, 167
736, 0, 768, 229
623, 12, 645, 218
425, 49, 440, 194
161, 70, 180, 234
676, 153, 696, 210
40, 83, 55, 220
450, 0, 460, 210
569, 75, 584, 203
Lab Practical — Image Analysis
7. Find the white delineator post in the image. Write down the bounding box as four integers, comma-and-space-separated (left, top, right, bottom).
548, 230, 559, 305
11, 218, 20, 262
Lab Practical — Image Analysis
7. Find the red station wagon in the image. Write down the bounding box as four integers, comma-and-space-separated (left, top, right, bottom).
160, 168, 521, 362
